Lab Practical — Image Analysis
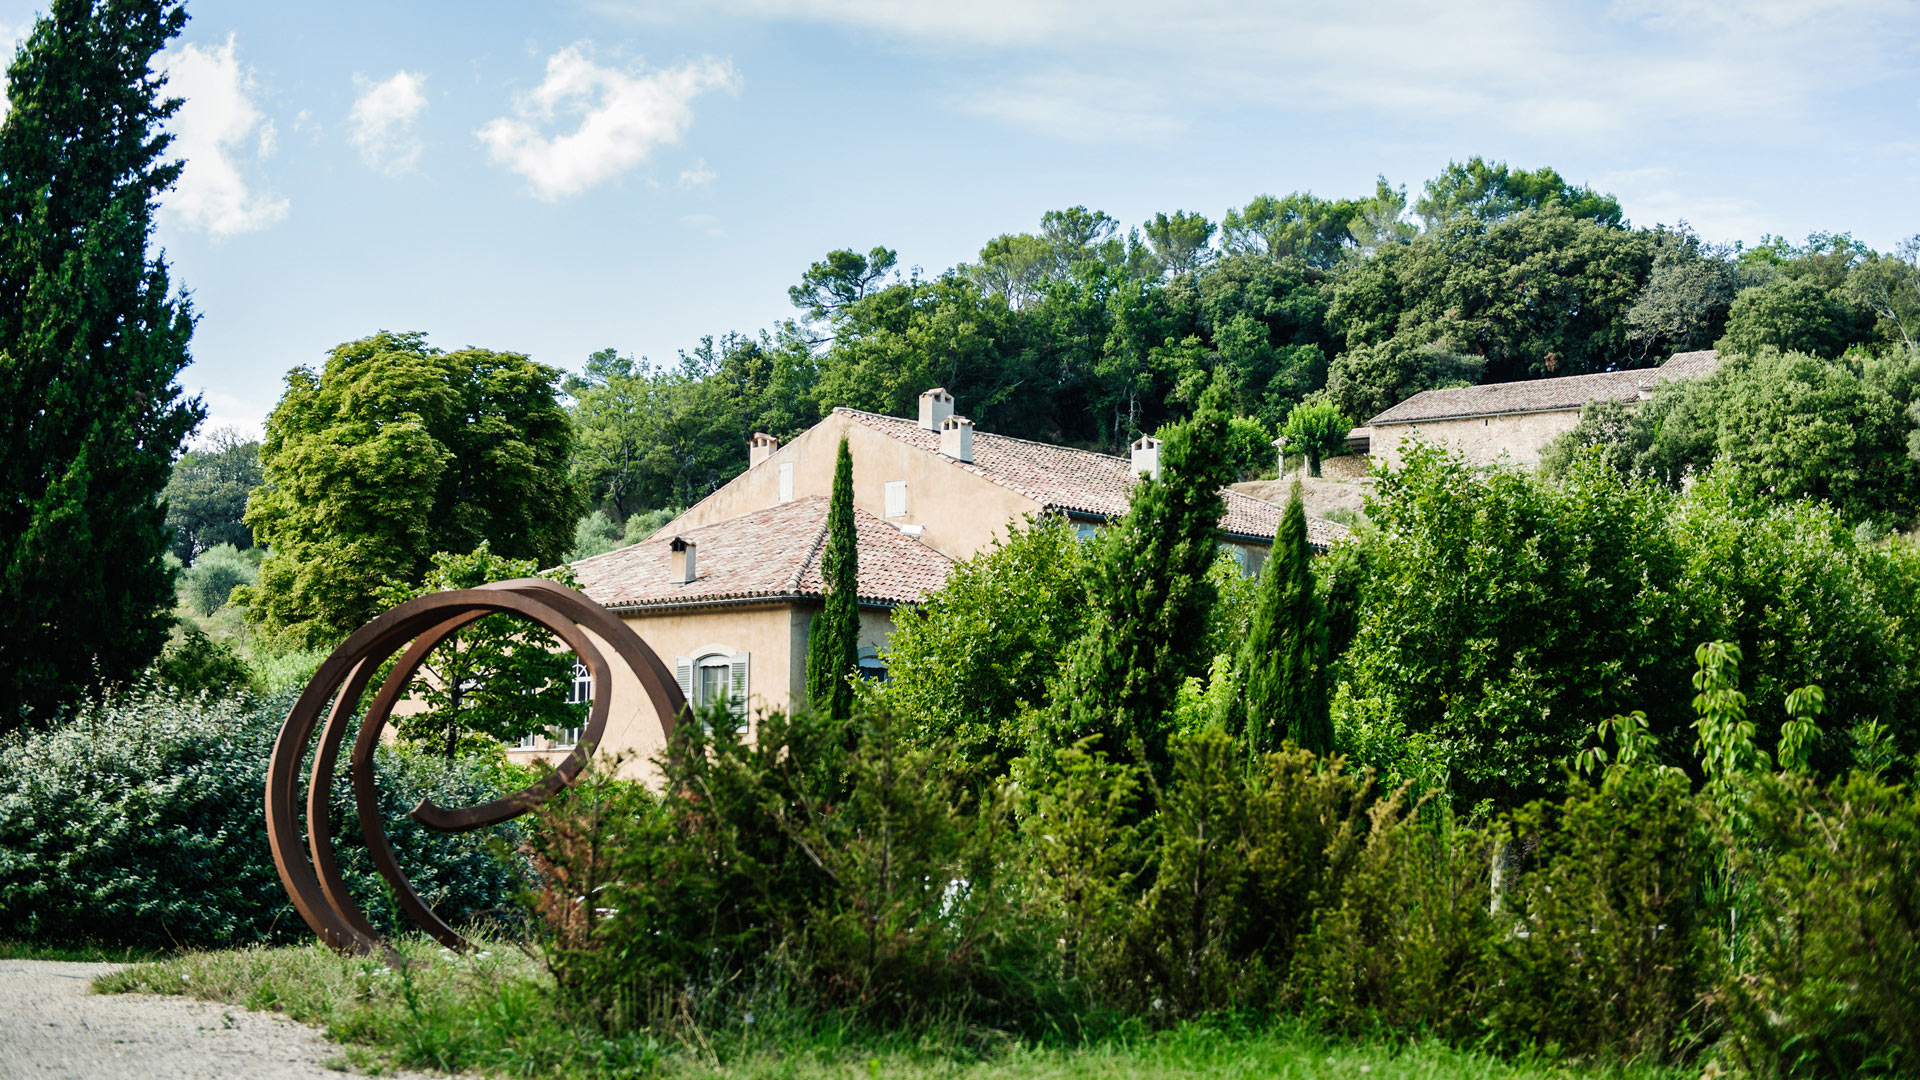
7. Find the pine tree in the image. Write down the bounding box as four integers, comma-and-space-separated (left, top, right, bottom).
805, 436, 859, 720
1044, 387, 1236, 769
1236, 484, 1332, 754
0, 0, 201, 730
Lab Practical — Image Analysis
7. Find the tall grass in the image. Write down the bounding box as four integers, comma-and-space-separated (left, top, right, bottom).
95, 939, 1686, 1080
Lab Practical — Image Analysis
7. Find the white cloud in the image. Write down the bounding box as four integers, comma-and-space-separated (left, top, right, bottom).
607, 0, 1920, 144
157, 35, 288, 238
478, 45, 739, 199
349, 70, 429, 173
677, 157, 717, 187
682, 211, 725, 237
955, 70, 1181, 142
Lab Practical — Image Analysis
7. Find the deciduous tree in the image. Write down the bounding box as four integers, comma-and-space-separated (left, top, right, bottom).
163, 428, 261, 561
377, 545, 581, 759
1414, 157, 1623, 228
1280, 399, 1352, 477
243, 331, 579, 644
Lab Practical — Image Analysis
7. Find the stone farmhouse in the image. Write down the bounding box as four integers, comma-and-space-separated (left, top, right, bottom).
1362, 349, 1720, 469
515, 388, 1348, 773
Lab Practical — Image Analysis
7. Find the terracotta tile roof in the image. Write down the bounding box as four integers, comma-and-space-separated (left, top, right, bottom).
837, 408, 1350, 548
1368, 349, 1720, 426
570, 496, 954, 610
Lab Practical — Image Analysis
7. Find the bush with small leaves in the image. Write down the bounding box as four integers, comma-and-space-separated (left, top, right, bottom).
0, 688, 533, 948
178, 543, 256, 616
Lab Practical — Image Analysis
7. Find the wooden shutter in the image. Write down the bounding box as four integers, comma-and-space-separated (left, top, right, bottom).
729, 652, 750, 730
674, 657, 693, 726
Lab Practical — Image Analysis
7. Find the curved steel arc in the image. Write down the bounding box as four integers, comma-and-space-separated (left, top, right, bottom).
263, 579, 687, 957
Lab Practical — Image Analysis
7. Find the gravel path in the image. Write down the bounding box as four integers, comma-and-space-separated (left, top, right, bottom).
0, 959, 452, 1079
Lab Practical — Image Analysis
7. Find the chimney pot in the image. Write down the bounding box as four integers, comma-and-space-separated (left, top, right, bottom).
1130, 435, 1162, 480
918, 387, 956, 431
749, 431, 779, 467
940, 414, 975, 462
669, 536, 697, 584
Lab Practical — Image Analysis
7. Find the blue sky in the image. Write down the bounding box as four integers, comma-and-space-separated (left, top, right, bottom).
4, 0, 1918, 438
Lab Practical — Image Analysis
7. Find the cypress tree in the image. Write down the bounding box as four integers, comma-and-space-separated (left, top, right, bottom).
1044, 387, 1236, 769
805, 436, 859, 720
1236, 484, 1332, 754
0, 0, 201, 730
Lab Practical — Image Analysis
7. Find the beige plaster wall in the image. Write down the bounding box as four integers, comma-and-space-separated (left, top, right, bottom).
509, 600, 902, 781
668, 412, 1041, 562
1370, 409, 1582, 470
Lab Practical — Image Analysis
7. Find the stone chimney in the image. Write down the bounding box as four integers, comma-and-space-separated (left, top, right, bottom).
669, 537, 696, 584
749, 432, 779, 467
1131, 434, 1162, 480
918, 387, 955, 431
940, 415, 974, 462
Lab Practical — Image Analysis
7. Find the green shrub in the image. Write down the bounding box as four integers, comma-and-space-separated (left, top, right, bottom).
1490, 766, 1717, 1063
566, 510, 625, 561
1335, 443, 1690, 808
527, 700, 1055, 1035
1011, 740, 1145, 1001
621, 507, 678, 544
0, 688, 532, 948
1717, 768, 1920, 1078
1294, 789, 1494, 1039
151, 622, 255, 699
245, 642, 329, 695
882, 515, 1090, 775
179, 542, 257, 616
1127, 732, 1370, 1017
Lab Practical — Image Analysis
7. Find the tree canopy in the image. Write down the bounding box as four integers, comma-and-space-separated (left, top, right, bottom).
563, 162, 1917, 536
164, 428, 261, 562
243, 330, 579, 644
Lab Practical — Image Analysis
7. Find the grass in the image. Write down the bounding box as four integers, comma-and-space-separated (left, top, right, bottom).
91, 939, 1687, 1080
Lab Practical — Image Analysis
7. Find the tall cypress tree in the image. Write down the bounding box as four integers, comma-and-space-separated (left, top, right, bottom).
805, 436, 859, 720
1236, 485, 1332, 754
0, 0, 200, 730
1044, 387, 1236, 769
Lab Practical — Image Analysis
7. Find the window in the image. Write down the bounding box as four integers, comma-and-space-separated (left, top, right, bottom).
778, 462, 795, 503
697, 656, 731, 707
553, 661, 589, 746
1221, 543, 1267, 579
1074, 522, 1101, 542
1242, 545, 1268, 579
884, 481, 907, 519
857, 645, 888, 682
675, 650, 750, 731
516, 661, 589, 748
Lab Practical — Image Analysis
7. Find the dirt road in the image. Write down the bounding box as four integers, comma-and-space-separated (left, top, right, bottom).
0, 959, 442, 1079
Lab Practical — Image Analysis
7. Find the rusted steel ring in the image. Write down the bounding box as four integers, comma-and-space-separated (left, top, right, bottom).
264, 578, 685, 959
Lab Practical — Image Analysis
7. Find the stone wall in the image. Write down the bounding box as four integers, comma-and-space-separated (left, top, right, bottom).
1370, 409, 1582, 470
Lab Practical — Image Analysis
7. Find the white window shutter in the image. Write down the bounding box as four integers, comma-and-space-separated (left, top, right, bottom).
674, 656, 693, 702
778, 462, 794, 503
884, 480, 907, 519
729, 652, 750, 729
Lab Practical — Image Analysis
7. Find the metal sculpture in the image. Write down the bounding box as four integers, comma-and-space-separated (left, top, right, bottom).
264, 578, 685, 958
